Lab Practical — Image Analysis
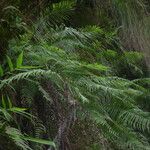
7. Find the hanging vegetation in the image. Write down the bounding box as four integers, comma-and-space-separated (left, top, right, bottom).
0, 0, 150, 150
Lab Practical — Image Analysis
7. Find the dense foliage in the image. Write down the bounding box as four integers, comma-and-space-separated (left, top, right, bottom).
0, 0, 150, 150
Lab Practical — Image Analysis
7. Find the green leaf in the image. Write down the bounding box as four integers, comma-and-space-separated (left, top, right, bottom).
8, 107, 33, 120
84, 63, 108, 71
2, 95, 6, 109
17, 65, 42, 69
23, 137, 55, 147
16, 51, 24, 68
6, 55, 14, 72
0, 65, 4, 77
0, 108, 12, 121
9, 107, 27, 112
79, 92, 89, 103
7, 96, 12, 108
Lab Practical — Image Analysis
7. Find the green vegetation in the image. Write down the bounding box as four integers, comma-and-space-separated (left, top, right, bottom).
0, 0, 150, 149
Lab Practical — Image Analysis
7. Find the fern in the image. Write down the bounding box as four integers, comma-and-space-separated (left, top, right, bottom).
1, 16, 149, 149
